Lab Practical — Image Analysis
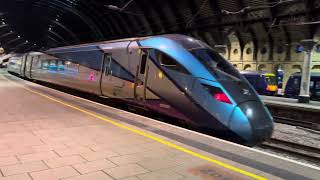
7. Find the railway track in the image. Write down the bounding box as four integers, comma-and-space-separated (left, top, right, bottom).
274, 116, 320, 131
260, 138, 320, 165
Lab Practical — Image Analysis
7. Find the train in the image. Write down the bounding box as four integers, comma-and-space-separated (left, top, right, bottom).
285, 72, 320, 101
7, 34, 274, 146
240, 71, 278, 96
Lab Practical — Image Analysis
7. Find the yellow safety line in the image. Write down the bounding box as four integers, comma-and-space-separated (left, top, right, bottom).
6, 76, 267, 180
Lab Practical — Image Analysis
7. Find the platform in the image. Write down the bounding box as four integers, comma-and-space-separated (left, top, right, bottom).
0, 70, 319, 180
261, 95, 320, 111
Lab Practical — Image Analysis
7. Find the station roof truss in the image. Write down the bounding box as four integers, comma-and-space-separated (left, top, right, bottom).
0, 0, 319, 53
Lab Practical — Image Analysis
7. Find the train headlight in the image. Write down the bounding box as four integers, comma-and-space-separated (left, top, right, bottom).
246, 108, 253, 117
158, 71, 163, 79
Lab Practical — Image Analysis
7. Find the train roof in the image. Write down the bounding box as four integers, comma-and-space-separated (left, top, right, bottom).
240, 71, 275, 76
45, 34, 209, 54
45, 36, 152, 53
291, 72, 320, 77
25, 52, 44, 56
157, 34, 209, 50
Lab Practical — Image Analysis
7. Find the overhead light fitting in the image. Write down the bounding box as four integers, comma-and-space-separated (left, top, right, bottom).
105, 0, 134, 12
107, 5, 120, 11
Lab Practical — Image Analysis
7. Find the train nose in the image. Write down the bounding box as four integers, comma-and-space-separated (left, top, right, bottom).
229, 101, 274, 146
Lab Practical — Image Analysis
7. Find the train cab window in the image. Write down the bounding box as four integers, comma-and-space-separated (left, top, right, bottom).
191, 48, 240, 80
265, 75, 277, 85
36, 59, 41, 69
155, 51, 189, 74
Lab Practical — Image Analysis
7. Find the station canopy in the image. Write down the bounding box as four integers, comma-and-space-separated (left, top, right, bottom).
0, 0, 319, 53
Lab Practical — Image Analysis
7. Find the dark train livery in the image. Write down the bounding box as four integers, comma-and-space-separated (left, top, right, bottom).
8, 34, 274, 146
285, 72, 320, 101
240, 71, 278, 96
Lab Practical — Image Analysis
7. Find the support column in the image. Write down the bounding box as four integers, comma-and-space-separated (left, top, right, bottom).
298, 39, 317, 103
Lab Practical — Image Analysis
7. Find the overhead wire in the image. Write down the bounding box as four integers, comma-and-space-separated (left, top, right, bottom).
221, 0, 298, 15
186, 0, 209, 28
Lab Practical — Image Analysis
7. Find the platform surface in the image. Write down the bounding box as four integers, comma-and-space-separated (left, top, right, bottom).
261, 95, 320, 111
0, 70, 319, 180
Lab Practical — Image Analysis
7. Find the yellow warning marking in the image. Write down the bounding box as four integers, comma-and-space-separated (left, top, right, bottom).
6, 76, 267, 180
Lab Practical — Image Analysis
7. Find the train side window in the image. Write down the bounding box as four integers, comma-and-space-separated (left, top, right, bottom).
315, 81, 320, 90
35, 56, 40, 68
293, 78, 300, 87
140, 54, 147, 74
49, 60, 57, 71
42, 60, 49, 70
310, 81, 315, 88
57, 60, 65, 71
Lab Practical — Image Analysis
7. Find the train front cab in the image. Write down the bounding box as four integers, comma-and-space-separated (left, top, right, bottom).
241, 71, 278, 96
138, 35, 274, 145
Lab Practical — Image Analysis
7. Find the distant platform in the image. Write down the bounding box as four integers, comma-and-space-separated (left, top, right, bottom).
261, 95, 320, 111
0, 70, 319, 180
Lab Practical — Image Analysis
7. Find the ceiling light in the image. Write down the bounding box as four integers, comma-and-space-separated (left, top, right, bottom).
106, 5, 120, 11
106, 0, 135, 12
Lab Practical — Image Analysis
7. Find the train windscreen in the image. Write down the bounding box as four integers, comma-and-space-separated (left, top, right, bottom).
190, 48, 241, 81
264, 75, 277, 85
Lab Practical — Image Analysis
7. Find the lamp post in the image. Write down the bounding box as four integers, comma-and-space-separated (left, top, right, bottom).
298, 39, 317, 103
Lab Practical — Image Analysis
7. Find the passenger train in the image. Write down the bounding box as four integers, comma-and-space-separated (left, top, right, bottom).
7, 34, 274, 146
285, 72, 320, 101
241, 71, 278, 96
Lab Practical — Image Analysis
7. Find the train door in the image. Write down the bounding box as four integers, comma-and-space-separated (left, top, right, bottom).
100, 54, 126, 98
20, 56, 27, 77
134, 49, 149, 103
25, 56, 33, 79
